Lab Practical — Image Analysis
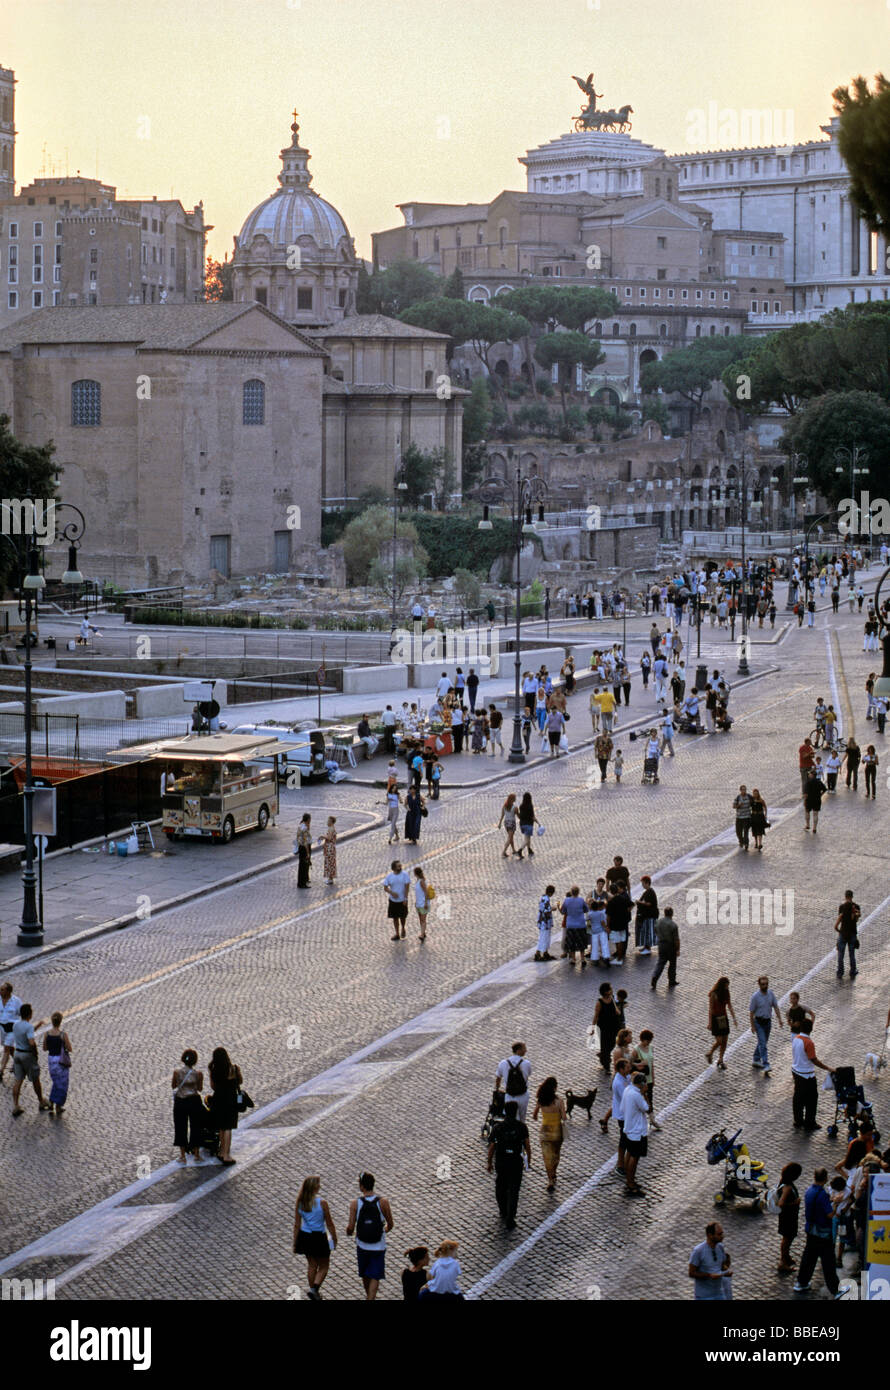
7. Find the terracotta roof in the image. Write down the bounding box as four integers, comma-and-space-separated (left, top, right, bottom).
0, 303, 323, 353
306, 313, 450, 340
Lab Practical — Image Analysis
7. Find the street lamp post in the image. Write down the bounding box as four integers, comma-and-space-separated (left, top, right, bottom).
785, 455, 809, 609
834, 444, 869, 560
802, 510, 839, 609
735, 453, 754, 675
0, 499, 85, 947
390, 474, 409, 632
477, 466, 548, 764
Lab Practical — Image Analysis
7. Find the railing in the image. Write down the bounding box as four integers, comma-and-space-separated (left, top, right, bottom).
227, 669, 344, 704
0, 712, 190, 764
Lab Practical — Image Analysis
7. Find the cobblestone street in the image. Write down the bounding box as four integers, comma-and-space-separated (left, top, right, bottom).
1, 600, 888, 1302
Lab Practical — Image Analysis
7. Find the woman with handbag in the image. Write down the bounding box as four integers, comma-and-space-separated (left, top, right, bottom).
319, 816, 337, 886
532, 1076, 567, 1194
42, 1010, 72, 1117
706, 977, 737, 1070
750, 790, 768, 851
208, 1046, 243, 1165
516, 792, 539, 859
170, 1047, 204, 1164
404, 786, 424, 845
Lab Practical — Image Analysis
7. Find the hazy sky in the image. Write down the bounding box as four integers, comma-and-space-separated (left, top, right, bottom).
4, 0, 887, 262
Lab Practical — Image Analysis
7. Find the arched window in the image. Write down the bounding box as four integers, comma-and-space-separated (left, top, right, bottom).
593, 321, 603, 337
498, 224, 506, 250
412, 237, 419, 259
424, 369, 434, 388
242, 379, 265, 426
709, 324, 717, 335
71, 379, 101, 427
659, 323, 667, 337
695, 323, 702, 337
611, 322, 620, 336
629, 322, 637, 337
433, 232, 440, 253
455, 229, 462, 248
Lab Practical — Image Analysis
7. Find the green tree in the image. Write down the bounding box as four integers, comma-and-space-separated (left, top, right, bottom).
461, 377, 492, 493
833, 74, 890, 232
0, 414, 57, 590
339, 503, 422, 584
641, 398, 669, 432
401, 299, 530, 385
360, 260, 443, 316
453, 566, 481, 611
368, 551, 427, 601
515, 402, 559, 436
443, 266, 465, 299
398, 443, 446, 508
780, 390, 890, 504
534, 331, 604, 424
356, 264, 376, 314
641, 336, 745, 415
203, 255, 234, 302
398, 296, 474, 361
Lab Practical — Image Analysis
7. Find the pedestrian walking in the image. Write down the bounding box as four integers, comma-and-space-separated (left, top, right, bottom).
650, 907, 679, 990
613, 748, 624, 783
561, 887, 589, 968
346, 1173, 393, 1301
430, 759, 443, 798
41, 1011, 72, 1118
383, 860, 411, 941
207, 1046, 243, 1165
794, 1170, 845, 1297
605, 882, 632, 965
385, 786, 401, 844
786, 992, 815, 1032
532, 1076, 567, 1194
592, 982, 621, 1071
863, 744, 879, 798
404, 785, 424, 844
621, 1071, 650, 1196
803, 766, 826, 832
466, 666, 479, 712
791, 1018, 832, 1132
750, 789, 768, 850
294, 812, 312, 888
0, 980, 22, 1081
413, 866, 431, 942
495, 1042, 532, 1122
834, 890, 861, 979
639, 652, 651, 689
660, 708, 675, 756
824, 748, 842, 793
10, 1003, 50, 1117
594, 730, 613, 783
596, 686, 617, 733
689, 1222, 733, 1299
488, 705, 504, 757
498, 793, 518, 857
603, 1057, 630, 1174
319, 816, 337, 885
776, 1162, 803, 1273
293, 1176, 337, 1300
633, 876, 659, 954
546, 705, 565, 758
706, 977, 737, 1070
733, 784, 752, 850
516, 792, 539, 859
842, 737, 861, 790
171, 1047, 204, 1164
630, 1029, 661, 1130
748, 975, 783, 1075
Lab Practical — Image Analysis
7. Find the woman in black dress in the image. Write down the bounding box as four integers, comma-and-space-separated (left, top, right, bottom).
208, 1046, 242, 1165
750, 788, 768, 851
592, 982, 621, 1072
776, 1161, 802, 1273
404, 787, 424, 844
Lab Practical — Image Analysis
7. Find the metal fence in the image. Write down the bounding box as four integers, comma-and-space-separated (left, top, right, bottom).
0, 713, 190, 764
227, 669, 344, 704
0, 760, 162, 852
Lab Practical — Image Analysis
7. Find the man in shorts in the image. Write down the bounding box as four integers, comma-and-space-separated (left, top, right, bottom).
346, 1172, 393, 1301
0, 981, 23, 1081
620, 1071, 650, 1195
383, 860, 411, 941
495, 1042, 532, 1122
11, 1003, 50, 1116
488, 705, 504, 757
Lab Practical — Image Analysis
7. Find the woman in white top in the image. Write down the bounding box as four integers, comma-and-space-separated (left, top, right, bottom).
386, 789, 401, 844
413, 866, 430, 942
171, 1048, 205, 1165
418, 1240, 464, 1299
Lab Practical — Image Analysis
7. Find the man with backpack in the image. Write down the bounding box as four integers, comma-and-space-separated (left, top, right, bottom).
487, 1100, 532, 1230
495, 1042, 532, 1121
346, 1172, 394, 1301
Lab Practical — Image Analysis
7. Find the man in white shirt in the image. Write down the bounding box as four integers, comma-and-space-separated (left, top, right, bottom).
620, 1071, 650, 1196
381, 705, 397, 754
383, 860, 412, 941
0, 981, 23, 1080
11, 1002, 50, 1116
495, 1042, 532, 1122
411, 601, 425, 624
435, 672, 452, 701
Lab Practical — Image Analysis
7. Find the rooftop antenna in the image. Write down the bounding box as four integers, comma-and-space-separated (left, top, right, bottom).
40, 141, 48, 176
65, 147, 69, 177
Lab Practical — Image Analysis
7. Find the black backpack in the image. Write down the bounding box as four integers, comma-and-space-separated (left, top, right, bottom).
356, 1195, 384, 1243
505, 1059, 527, 1097
495, 1122, 524, 1162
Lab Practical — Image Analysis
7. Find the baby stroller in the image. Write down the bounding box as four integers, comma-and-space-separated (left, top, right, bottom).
642, 755, 660, 785
195, 1098, 221, 1159
826, 1067, 880, 1142
481, 1089, 506, 1143
706, 1128, 770, 1211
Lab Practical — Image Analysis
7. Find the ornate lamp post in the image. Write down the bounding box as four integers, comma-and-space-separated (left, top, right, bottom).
0, 500, 85, 947
477, 467, 548, 763
785, 455, 809, 609
390, 474, 409, 632
834, 445, 869, 560
872, 566, 890, 708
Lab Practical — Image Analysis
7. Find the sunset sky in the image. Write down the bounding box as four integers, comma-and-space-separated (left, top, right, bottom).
4, 0, 888, 263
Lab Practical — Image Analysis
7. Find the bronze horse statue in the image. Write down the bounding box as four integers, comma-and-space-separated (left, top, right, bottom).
574, 103, 633, 133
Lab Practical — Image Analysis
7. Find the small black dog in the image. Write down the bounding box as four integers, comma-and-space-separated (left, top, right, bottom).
565, 1087, 598, 1120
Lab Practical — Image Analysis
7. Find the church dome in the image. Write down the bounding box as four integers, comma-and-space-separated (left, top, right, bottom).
236, 115, 351, 251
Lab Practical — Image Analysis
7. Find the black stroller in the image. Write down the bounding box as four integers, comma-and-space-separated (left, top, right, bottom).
826, 1067, 880, 1142
481, 1089, 506, 1143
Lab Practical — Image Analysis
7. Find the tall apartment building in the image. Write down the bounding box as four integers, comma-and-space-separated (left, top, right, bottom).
0, 177, 206, 327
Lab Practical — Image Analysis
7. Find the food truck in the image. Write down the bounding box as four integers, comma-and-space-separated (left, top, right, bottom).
118, 733, 298, 843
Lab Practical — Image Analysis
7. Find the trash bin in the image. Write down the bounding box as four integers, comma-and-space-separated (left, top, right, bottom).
695, 663, 708, 692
